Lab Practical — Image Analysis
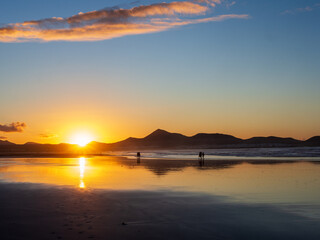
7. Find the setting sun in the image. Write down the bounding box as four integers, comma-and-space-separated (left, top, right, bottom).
70, 132, 94, 147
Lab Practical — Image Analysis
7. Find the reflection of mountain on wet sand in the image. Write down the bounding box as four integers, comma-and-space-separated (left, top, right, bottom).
117, 159, 241, 176
118, 159, 320, 176
1, 157, 320, 207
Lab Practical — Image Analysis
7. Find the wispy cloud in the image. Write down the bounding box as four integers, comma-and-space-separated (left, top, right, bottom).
0, 136, 8, 140
282, 3, 320, 15
0, 0, 248, 42
39, 133, 58, 139
0, 122, 26, 132
226, 1, 236, 8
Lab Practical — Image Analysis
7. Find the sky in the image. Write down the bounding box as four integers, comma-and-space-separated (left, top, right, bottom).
0, 0, 319, 144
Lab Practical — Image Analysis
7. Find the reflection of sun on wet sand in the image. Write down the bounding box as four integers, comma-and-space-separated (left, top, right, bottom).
1, 157, 320, 203
79, 157, 86, 189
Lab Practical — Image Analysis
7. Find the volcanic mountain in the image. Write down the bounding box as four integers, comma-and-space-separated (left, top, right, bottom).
0, 129, 319, 155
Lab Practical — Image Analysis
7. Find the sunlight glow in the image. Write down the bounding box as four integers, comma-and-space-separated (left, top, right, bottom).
70, 132, 94, 147
79, 180, 85, 188
79, 157, 86, 189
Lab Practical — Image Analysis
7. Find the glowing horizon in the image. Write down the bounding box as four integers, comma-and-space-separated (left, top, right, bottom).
1, 126, 319, 145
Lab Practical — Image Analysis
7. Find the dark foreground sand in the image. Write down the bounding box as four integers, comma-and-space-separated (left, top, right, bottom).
1, 183, 320, 240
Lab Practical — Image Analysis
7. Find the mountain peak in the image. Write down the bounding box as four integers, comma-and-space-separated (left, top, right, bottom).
145, 129, 171, 139
151, 129, 170, 135
144, 129, 187, 142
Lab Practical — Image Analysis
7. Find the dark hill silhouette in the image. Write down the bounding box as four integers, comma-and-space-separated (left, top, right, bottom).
145, 129, 186, 141
0, 130, 319, 155
108, 129, 188, 149
304, 136, 320, 146
0, 140, 15, 145
244, 136, 301, 147
107, 129, 306, 150
191, 133, 242, 145
108, 129, 243, 150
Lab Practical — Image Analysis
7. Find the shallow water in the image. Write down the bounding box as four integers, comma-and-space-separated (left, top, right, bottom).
1, 156, 320, 206
111, 147, 320, 159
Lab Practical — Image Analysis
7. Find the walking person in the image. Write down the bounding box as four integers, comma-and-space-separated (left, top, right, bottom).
137, 152, 141, 163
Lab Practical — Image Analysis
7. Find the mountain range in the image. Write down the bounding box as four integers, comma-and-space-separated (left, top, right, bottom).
0, 129, 319, 155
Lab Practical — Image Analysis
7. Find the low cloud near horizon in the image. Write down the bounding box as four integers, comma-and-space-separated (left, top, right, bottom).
0, 0, 248, 42
40, 133, 58, 139
0, 122, 26, 132
0, 136, 8, 140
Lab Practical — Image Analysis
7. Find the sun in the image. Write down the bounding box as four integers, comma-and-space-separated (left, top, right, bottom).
70, 132, 94, 147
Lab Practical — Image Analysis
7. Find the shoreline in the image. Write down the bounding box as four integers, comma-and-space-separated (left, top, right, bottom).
1, 153, 320, 162
0, 146, 320, 159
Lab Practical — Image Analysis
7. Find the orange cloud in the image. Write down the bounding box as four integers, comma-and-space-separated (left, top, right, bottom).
129, 1, 208, 17
0, 1, 248, 42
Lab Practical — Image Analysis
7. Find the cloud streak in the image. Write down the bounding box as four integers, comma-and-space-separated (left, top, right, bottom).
40, 133, 58, 139
0, 0, 248, 42
0, 122, 26, 132
282, 3, 320, 15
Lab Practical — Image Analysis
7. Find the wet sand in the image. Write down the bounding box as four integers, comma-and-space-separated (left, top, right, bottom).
1, 183, 320, 240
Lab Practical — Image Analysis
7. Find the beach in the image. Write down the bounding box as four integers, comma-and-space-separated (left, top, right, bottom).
1, 157, 320, 240
1, 183, 320, 240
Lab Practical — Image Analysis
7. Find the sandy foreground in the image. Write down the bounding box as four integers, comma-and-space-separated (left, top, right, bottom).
0, 183, 320, 240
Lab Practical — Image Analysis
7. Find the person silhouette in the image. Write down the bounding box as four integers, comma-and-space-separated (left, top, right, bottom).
137, 152, 141, 164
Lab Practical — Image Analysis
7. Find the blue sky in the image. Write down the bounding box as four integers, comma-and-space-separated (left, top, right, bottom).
0, 0, 319, 143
